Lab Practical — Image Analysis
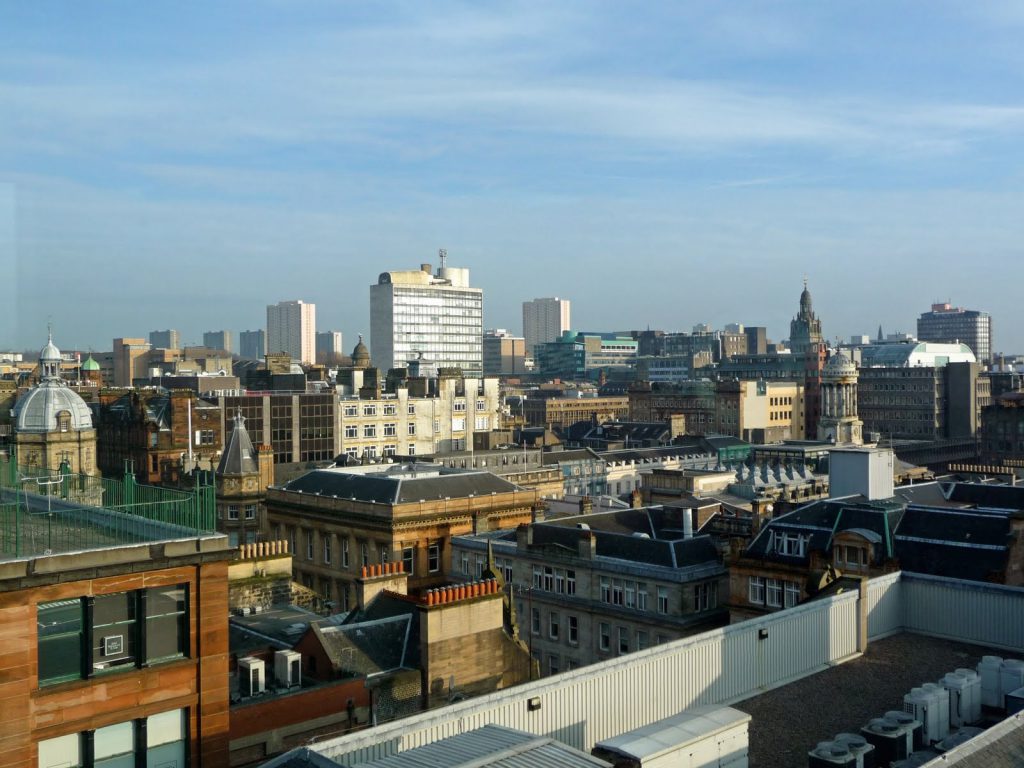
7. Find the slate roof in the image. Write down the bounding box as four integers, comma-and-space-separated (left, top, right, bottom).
541, 448, 604, 466
747, 482, 1024, 580
218, 413, 259, 475
280, 464, 522, 504
529, 509, 721, 570
344, 725, 610, 768
312, 614, 414, 677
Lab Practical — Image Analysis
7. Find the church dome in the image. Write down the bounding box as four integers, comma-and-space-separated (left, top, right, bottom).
799, 282, 813, 317
352, 335, 370, 368
81, 355, 100, 372
13, 382, 94, 434
823, 351, 857, 377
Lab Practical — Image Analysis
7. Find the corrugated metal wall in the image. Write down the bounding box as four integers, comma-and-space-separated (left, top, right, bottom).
320, 591, 860, 763
865, 571, 902, 640
901, 573, 1024, 653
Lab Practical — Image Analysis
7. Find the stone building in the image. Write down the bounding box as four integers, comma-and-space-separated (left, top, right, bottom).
980, 391, 1024, 463
95, 388, 223, 482
452, 506, 728, 677
816, 352, 863, 444
11, 332, 98, 476
523, 393, 629, 430
265, 463, 540, 610
216, 411, 275, 546
0, 453, 230, 767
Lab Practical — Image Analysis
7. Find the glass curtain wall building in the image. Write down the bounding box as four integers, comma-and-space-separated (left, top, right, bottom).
370, 261, 483, 377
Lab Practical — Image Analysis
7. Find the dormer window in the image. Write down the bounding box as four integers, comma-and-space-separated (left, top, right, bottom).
774, 532, 807, 557
56, 411, 71, 432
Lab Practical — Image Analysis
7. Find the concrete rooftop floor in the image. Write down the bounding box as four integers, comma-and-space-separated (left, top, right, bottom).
735, 632, 1006, 768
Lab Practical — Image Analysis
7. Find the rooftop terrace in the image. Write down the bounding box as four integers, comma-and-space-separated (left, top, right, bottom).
0, 456, 217, 561
280, 571, 1024, 768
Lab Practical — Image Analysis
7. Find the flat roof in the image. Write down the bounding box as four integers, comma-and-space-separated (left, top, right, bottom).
736, 633, 1003, 768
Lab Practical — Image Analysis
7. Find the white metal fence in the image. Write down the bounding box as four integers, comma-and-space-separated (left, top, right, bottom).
300, 572, 1024, 766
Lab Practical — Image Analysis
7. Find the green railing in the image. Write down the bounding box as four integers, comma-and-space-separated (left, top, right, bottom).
0, 450, 216, 560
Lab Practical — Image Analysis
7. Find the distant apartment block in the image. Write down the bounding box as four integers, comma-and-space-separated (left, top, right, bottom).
917, 302, 992, 363
148, 329, 180, 350
267, 300, 316, 364
203, 329, 232, 353
316, 330, 344, 364
522, 297, 571, 355
112, 337, 151, 386
239, 329, 266, 360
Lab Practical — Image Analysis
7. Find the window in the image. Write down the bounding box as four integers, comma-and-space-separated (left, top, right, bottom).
600, 577, 610, 603
383, 445, 397, 457
408, 422, 416, 436
403, 546, 414, 575
453, 400, 466, 412
244, 504, 256, 520
342, 538, 350, 568
452, 417, 466, 432
784, 581, 800, 608
636, 630, 649, 651
407, 444, 416, 455
549, 611, 559, 640
611, 579, 624, 606
38, 587, 188, 687
599, 622, 610, 651
554, 570, 565, 594
766, 579, 783, 608
37, 709, 186, 768
543, 567, 554, 592
362, 404, 377, 416
360, 542, 369, 567
749, 576, 766, 605
566, 570, 576, 595
407, 404, 416, 415
776, 532, 807, 557
568, 615, 579, 645
461, 551, 470, 576
383, 423, 397, 437
657, 586, 669, 614
548, 655, 559, 676
306, 531, 314, 561
625, 582, 636, 609
618, 626, 629, 654
637, 583, 648, 611
344, 425, 358, 438
363, 424, 376, 438
531, 608, 540, 635
343, 404, 358, 416
693, 581, 718, 612
227, 505, 239, 520
383, 403, 397, 415
323, 536, 332, 565
428, 542, 440, 572
433, 419, 440, 433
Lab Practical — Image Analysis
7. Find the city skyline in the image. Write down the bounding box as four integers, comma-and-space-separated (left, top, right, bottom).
2, 3, 1022, 350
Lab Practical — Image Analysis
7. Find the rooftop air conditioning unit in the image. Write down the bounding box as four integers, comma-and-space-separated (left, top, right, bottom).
921, 682, 950, 741
955, 668, 983, 724
861, 718, 914, 766
904, 687, 945, 745
978, 655, 1003, 708
941, 672, 972, 729
274, 650, 302, 689
238, 657, 265, 698
832, 733, 874, 768
1000, 659, 1024, 710
883, 710, 923, 752
807, 740, 856, 767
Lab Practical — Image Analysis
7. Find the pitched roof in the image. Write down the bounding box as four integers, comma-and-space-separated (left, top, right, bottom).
218, 412, 260, 476
280, 464, 522, 504
345, 725, 610, 768
312, 614, 414, 677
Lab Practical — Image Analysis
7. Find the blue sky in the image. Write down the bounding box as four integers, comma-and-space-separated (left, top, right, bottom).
2, 2, 1023, 353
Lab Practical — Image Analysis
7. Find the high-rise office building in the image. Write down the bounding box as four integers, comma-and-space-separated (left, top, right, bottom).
315, 330, 344, 364
148, 329, 180, 350
917, 302, 992, 363
483, 329, 527, 376
370, 256, 483, 376
202, 330, 232, 353
266, 300, 316, 364
522, 297, 571, 355
239, 330, 266, 360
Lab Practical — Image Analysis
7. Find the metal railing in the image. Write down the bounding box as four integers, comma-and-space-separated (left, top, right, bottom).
0, 453, 216, 560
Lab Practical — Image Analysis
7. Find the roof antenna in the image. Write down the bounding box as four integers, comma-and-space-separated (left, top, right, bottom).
438, 248, 447, 271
